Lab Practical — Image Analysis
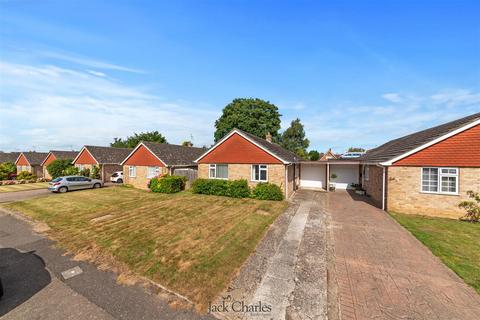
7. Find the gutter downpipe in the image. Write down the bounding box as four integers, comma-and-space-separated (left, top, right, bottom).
285, 164, 289, 199
375, 164, 386, 211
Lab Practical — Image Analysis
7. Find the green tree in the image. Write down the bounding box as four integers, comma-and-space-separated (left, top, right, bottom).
181, 141, 193, 147
348, 147, 365, 152
111, 131, 167, 148
63, 166, 79, 176
280, 118, 310, 157
90, 165, 101, 179
308, 150, 320, 161
0, 162, 16, 180
214, 98, 282, 141
46, 159, 75, 179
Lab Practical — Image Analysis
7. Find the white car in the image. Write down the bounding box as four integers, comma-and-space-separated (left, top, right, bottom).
110, 171, 124, 183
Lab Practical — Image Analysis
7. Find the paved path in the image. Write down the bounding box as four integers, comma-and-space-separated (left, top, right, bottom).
326, 191, 480, 320
0, 209, 212, 320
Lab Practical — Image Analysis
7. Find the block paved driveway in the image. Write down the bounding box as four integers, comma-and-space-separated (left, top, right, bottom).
325, 191, 480, 320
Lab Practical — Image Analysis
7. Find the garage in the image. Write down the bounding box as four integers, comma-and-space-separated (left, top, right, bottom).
329, 163, 359, 189
300, 163, 326, 189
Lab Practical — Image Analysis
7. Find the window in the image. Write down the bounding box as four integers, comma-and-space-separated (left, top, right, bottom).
421, 167, 458, 194
129, 166, 137, 178
77, 164, 85, 171
147, 166, 160, 178
364, 165, 369, 181
209, 164, 228, 179
252, 164, 268, 182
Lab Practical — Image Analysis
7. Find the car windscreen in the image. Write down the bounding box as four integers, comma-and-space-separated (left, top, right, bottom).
112, 173, 118, 177
52, 178, 63, 182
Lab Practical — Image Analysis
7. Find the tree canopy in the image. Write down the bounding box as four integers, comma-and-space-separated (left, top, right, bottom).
280, 118, 310, 158
111, 131, 167, 148
214, 98, 282, 142
0, 162, 16, 180
347, 147, 365, 152
46, 159, 75, 179
308, 150, 320, 161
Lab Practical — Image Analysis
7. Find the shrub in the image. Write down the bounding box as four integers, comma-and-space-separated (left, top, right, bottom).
4, 180, 16, 185
90, 165, 101, 179
64, 166, 79, 176
79, 168, 90, 177
191, 179, 250, 198
251, 183, 283, 201
150, 175, 187, 194
46, 159, 74, 179
0, 162, 16, 180
16, 171, 36, 181
459, 191, 480, 222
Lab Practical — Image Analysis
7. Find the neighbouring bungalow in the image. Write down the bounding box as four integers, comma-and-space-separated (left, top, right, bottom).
121, 141, 205, 189
360, 112, 480, 218
41, 150, 79, 180
15, 151, 49, 177
195, 129, 301, 198
72, 146, 132, 183
0, 152, 20, 164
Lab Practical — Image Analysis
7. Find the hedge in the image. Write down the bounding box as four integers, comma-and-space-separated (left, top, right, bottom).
192, 179, 283, 201
150, 175, 187, 194
251, 183, 284, 201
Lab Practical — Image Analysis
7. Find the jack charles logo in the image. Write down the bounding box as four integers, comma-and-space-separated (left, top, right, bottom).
208, 295, 272, 314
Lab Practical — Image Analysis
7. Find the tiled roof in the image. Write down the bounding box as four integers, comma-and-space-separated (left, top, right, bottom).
360, 112, 480, 163
85, 146, 132, 164
0, 152, 20, 164
50, 150, 79, 161
21, 152, 50, 165
142, 141, 206, 166
235, 129, 302, 163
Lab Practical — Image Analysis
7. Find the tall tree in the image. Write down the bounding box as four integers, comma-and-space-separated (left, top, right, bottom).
347, 147, 366, 152
280, 118, 310, 157
111, 131, 167, 148
308, 150, 320, 161
214, 98, 282, 142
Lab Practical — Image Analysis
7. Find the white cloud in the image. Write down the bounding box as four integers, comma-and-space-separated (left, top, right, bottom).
87, 70, 106, 77
0, 61, 218, 151
381, 93, 402, 103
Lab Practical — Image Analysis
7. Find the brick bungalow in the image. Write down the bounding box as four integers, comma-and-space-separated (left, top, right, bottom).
195, 129, 301, 198
41, 150, 79, 179
15, 152, 49, 177
360, 112, 480, 218
0, 152, 20, 164
72, 146, 132, 183
121, 141, 205, 189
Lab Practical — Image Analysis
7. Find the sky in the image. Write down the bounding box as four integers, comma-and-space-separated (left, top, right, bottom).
0, 0, 479, 153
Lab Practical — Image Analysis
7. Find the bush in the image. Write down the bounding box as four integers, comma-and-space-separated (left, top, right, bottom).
251, 183, 284, 201
16, 171, 36, 181
0, 162, 16, 180
79, 168, 90, 177
46, 159, 74, 179
150, 175, 187, 194
64, 166, 79, 176
191, 179, 250, 198
90, 165, 101, 179
459, 191, 480, 222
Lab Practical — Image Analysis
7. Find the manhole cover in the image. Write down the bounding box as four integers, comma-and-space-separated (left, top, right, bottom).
61, 266, 83, 280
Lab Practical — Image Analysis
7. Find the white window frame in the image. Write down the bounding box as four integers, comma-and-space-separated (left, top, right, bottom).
251, 164, 268, 182
364, 165, 369, 181
129, 166, 137, 178
147, 166, 160, 179
420, 167, 459, 195
77, 164, 85, 171
209, 164, 228, 179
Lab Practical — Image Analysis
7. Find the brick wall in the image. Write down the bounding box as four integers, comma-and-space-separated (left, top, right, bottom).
362, 165, 385, 208
388, 166, 480, 218
198, 163, 290, 196
123, 165, 168, 189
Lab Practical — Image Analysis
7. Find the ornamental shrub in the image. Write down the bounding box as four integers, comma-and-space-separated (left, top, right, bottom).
16, 171, 36, 181
79, 168, 90, 177
191, 179, 250, 198
46, 159, 74, 179
150, 175, 187, 193
251, 183, 283, 201
0, 162, 16, 180
458, 191, 480, 222
226, 179, 250, 198
63, 166, 79, 176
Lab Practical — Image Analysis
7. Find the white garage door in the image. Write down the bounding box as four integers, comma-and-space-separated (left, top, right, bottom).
300, 164, 326, 189
330, 164, 359, 189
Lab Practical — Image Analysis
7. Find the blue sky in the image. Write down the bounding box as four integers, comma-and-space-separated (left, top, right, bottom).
1, 0, 479, 153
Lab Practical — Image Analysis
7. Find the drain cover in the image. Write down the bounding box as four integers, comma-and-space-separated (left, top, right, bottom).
61, 266, 83, 280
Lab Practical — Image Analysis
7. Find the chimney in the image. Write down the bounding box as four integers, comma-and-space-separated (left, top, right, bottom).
265, 132, 272, 143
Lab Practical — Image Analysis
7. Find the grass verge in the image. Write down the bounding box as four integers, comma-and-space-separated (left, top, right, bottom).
3, 187, 287, 309
0, 182, 49, 193
390, 211, 480, 294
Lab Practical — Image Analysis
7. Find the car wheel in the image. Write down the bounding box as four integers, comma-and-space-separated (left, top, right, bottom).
93, 183, 101, 189
117, 179, 123, 184
58, 186, 68, 193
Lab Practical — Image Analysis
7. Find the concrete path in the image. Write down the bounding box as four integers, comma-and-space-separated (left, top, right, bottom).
0, 209, 212, 320
326, 191, 480, 320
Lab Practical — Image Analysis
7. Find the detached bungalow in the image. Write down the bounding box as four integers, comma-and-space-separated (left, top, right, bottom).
361, 112, 480, 218
0, 152, 20, 164
72, 146, 132, 182
195, 129, 301, 198
41, 150, 79, 179
15, 152, 49, 177
121, 141, 205, 189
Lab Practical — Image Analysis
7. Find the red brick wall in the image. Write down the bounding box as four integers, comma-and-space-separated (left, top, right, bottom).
43, 153, 57, 166
16, 154, 29, 165
123, 145, 164, 166
198, 133, 282, 164
394, 124, 480, 167
74, 149, 98, 165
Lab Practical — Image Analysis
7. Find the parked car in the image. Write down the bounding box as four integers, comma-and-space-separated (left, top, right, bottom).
110, 171, 123, 183
341, 152, 365, 158
48, 176, 103, 193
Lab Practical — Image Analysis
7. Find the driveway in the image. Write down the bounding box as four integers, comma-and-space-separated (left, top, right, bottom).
326, 191, 480, 320
0, 189, 50, 203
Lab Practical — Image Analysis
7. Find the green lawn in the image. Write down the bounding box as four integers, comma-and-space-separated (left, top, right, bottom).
3, 187, 287, 309
0, 182, 49, 193
390, 212, 480, 293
